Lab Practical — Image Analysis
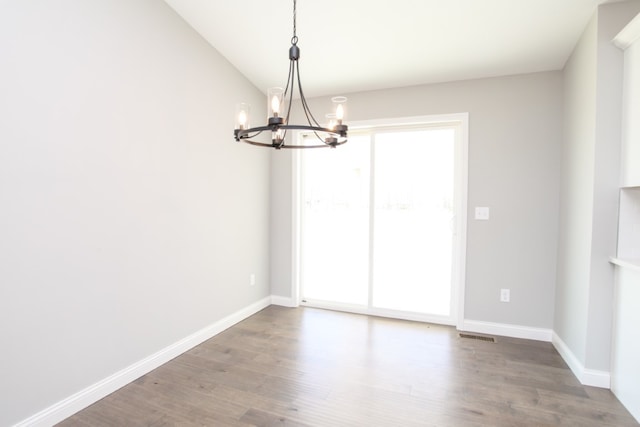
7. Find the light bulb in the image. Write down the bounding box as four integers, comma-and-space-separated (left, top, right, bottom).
271, 96, 280, 116
332, 96, 347, 124
273, 128, 284, 143
235, 103, 250, 131
336, 104, 344, 122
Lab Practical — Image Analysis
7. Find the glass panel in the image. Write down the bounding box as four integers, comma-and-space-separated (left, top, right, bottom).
300, 135, 370, 305
372, 129, 455, 315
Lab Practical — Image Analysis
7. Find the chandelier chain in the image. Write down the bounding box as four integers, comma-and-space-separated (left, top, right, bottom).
291, 0, 298, 45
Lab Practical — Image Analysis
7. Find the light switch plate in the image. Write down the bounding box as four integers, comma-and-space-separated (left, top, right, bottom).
475, 207, 490, 220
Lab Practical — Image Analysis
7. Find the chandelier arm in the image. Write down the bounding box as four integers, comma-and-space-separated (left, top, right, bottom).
279, 62, 298, 149
295, 61, 322, 127
312, 131, 327, 144
283, 59, 294, 101
284, 60, 296, 127
301, 95, 321, 128
287, 63, 295, 115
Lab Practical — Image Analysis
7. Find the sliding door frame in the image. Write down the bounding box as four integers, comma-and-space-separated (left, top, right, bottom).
291, 113, 469, 328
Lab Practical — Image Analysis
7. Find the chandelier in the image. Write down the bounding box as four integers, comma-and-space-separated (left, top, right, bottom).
233, 0, 348, 149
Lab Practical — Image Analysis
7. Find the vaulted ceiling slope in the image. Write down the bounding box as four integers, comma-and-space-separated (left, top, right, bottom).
164, 0, 613, 98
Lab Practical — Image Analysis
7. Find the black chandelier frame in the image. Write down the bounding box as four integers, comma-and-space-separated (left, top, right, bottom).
234, 0, 348, 149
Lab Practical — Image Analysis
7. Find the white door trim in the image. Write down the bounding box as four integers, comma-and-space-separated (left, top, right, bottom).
291, 113, 469, 327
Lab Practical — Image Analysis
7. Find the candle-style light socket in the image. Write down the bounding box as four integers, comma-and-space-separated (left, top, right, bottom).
269, 116, 284, 126
325, 136, 338, 147
334, 123, 348, 137
268, 87, 285, 119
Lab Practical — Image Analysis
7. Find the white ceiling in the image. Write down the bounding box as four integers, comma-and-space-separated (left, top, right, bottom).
163, 0, 613, 98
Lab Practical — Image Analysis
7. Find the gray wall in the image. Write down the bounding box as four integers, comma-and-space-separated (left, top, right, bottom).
271, 71, 563, 329
555, 12, 598, 369
0, 1, 270, 425
555, 0, 640, 373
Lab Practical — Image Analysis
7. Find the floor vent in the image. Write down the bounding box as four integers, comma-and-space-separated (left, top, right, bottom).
458, 333, 496, 343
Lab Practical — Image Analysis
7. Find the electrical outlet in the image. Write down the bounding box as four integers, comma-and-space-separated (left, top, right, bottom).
500, 288, 510, 302
250, 273, 256, 286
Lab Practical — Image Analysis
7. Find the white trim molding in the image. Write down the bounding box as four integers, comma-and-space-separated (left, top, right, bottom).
270, 295, 298, 307
300, 299, 457, 326
14, 297, 272, 427
454, 113, 469, 329
293, 113, 469, 327
552, 331, 611, 389
613, 11, 640, 50
460, 319, 553, 342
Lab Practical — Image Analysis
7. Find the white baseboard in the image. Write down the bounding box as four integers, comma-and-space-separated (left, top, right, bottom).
461, 320, 611, 388
460, 319, 553, 342
14, 296, 272, 427
552, 332, 611, 388
270, 295, 297, 307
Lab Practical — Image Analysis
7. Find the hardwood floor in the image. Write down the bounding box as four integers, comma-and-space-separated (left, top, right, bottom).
58, 306, 638, 426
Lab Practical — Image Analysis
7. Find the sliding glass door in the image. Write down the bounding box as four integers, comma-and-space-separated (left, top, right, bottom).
299, 134, 370, 305
371, 129, 455, 316
298, 116, 467, 325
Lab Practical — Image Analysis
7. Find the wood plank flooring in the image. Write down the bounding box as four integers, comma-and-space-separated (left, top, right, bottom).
58, 306, 638, 426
